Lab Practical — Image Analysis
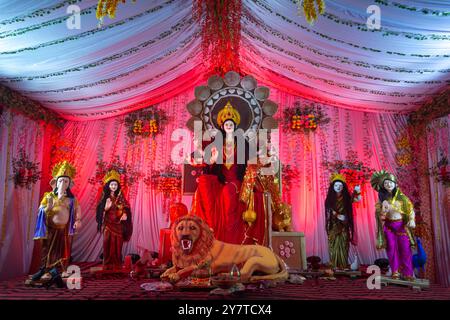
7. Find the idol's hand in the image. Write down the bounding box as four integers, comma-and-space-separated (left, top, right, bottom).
210, 147, 219, 164
354, 185, 361, 193
46, 195, 54, 210
407, 219, 416, 228
105, 198, 112, 211
337, 214, 346, 221
120, 214, 127, 221
74, 220, 82, 230
382, 200, 391, 213
332, 210, 337, 216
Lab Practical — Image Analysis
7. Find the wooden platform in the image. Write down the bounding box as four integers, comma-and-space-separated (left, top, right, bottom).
334, 270, 363, 278
380, 276, 430, 291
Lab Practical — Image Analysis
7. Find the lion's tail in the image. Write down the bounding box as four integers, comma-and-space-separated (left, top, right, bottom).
249, 254, 289, 282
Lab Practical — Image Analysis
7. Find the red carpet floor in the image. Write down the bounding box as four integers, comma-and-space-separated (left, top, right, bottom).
1, 262, 449, 300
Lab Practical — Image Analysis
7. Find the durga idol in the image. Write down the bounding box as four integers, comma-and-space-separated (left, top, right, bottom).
191, 101, 267, 245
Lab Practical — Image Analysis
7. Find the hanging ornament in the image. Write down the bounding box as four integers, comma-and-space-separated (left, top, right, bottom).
193, 0, 242, 75
297, 0, 326, 25
96, 0, 137, 25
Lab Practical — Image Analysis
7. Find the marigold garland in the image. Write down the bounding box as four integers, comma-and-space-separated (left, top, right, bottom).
322, 150, 374, 191
283, 102, 330, 134
193, 0, 241, 75
145, 163, 182, 199
124, 106, 168, 143
96, 0, 137, 21
298, 0, 325, 25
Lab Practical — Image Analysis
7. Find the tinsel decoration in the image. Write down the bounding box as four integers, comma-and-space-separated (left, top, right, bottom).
193, 0, 241, 75
297, 0, 325, 25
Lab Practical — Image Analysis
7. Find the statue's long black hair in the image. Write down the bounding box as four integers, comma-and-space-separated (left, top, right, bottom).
324, 180, 355, 242
378, 180, 398, 203
96, 180, 121, 232
209, 119, 249, 184
95, 179, 133, 241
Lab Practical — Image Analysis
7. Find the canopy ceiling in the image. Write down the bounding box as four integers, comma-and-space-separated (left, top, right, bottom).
0, 0, 449, 120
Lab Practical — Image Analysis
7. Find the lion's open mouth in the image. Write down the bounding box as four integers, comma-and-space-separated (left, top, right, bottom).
180, 236, 193, 253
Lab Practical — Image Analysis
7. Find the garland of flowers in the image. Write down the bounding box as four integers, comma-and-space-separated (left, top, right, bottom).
244, 21, 450, 76
281, 164, 300, 194
283, 102, 330, 133
374, 0, 450, 17
392, 121, 431, 237
429, 151, 450, 188
21, 35, 197, 94
42, 54, 196, 104
193, 0, 241, 75
124, 106, 169, 143
0, 5, 96, 40
242, 22, 449, 75
88, 155, 141, 186
249, 63, 422, 109
250, 1, 450, 57
1, 0, 175, 56
48, 65, 199, 119
297, 0, 325, 25
96, 0, 135, 21
1, 19, 193, 84
144, 163, 182, 199
245, 45, 436, 98
9, 148, 42, 189
0, 85, 65, 128
0, 0, 82, 25
293, 0, 450, 41
410, 90, 450, 128
320, 12, 450, 41
322, 150, 374, 191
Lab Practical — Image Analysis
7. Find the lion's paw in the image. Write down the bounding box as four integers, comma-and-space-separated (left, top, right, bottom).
168, 273, 180, 283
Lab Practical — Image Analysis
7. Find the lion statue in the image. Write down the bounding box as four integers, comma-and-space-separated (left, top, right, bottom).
161, 215, 288, 283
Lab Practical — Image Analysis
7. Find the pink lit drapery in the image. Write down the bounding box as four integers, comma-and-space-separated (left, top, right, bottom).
0, 109, 45, 280
45, 88, 409, 266
0, 88, 430, 281
427, 115, 450, 287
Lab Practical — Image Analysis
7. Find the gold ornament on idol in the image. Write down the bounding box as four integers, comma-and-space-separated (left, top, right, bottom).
330, 172, 346, 183
103, 170, 121, 185
52, 161, 76, 180
242, 191, 257, 226
217, 101, 241, 127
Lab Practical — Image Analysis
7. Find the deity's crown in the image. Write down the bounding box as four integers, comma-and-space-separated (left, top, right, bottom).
52, 161, 76, 180
103, 170, 121, 185
370, 170, 397, 191
330, 172, 346, 183
217, 101, 241, 127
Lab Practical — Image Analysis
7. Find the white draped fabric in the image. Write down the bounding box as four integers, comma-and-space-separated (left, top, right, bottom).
2, 88, 410, 278
0, 0, 449, 282
0, 0, 448, 119
0, 109, 45, 280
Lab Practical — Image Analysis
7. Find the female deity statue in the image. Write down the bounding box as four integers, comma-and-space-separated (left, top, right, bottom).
96, 170, 133, 271
191, 101, 267, 245
30, 161, 81, 287
371, 170, 416, 280
325, 173, 361, 270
